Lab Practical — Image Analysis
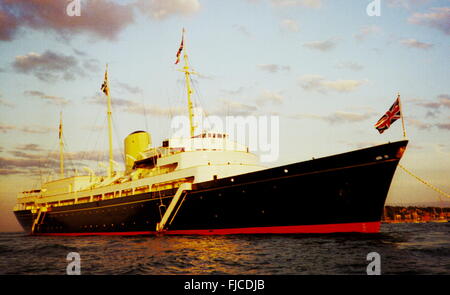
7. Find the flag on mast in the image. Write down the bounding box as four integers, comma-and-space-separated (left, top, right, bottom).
59, 113, 62, 139
101, 68, 109, 96
175, 29, 185, 64
374, 95, 402, 134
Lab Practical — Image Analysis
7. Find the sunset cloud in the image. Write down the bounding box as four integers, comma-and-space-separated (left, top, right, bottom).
280, 19, 300, 32
0, 123, 54, 134
136, 0, 201, 20
24, 90, 69, 106
0, 0, 135, 42
354, 25, 381, 41
213, 99, 258, 116
257, 64, 291, 73
406, 118, 432, 130
303, 38, 339, 51
115, 81, 143, 95
12, 50, 84, 82
436, 123, 450, 130
335, 61, 364, 71
233, 24, 252, 38
299, 75, 367, 93
415, 94, 450, 117
256, 90, 284, 105
271, 0, 322, 8
0, 98, 14, 108
0, 8, 18, 41
86, 94, 184, 117
408, 7, 450, 35
289, 110, 374, 124
400, 38, 433, 49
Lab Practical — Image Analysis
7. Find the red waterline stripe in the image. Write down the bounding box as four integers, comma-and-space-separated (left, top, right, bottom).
34, 231, 154, 237
33, 222, 380, 236
165, 221, 380, 235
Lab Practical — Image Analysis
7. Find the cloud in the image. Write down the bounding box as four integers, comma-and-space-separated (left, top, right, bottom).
0, 155, 54, 175
271, 0, 322, 8
0, 124, 15, 133
400, 38, 433, 49
86, 93, 132, 107
83, 58, 101, 72
257, 64, 291, 73
136, 0, 201, 20
406, 118, 431, 130
298, 75, 367, 93
335, 61, 364, 71
0, 98, 14, 108
408, 7, 450, 35
136, 0, 200, 20
15, 144, 43, 152
213, 99, 258, 116
0, 7, 18, 41
387, 0, 433, 9
280, 19, 300, 32
290, 110, 373, 124
0, 0, 135, 42
256, 90, 284, 105
115, 81, 143, 95
233, 24, 252, 38
0, 123, 54, 134
415, 94, 450, 117
220, 87, 245, 96
354, 25, 381, 41
18, 126, 55, 134
438, 94, 450, 108
24, 90, 69, 106
302, 38, 339, 51
86, 93, 184, 117
124, 102, 185, 117
436, 123, 450, 130
12, 50, 84, 82
0, 148, 124, 176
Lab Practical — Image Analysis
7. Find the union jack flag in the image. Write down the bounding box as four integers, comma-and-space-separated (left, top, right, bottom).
375, 96, 402, 134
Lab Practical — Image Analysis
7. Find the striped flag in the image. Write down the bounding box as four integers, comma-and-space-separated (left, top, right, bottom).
59, 117, 62, 139
175, 29, 185, 64
374, 95, 402, 134
101, 69, 109, 96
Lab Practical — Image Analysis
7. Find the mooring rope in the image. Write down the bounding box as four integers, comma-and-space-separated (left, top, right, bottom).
398, 164, 450, 199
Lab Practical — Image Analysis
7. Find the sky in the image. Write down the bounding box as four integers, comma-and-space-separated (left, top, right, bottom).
0, 0, 449, 231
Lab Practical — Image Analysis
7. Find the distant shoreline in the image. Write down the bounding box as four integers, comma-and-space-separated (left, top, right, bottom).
383, 206, 449, 223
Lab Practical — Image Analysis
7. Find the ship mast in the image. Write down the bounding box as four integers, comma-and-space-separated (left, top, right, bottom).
101, 64, 114, 178
59, 111, 64, 178
178, 29, 196, 138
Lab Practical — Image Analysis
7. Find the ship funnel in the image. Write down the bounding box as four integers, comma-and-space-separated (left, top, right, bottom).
124, 131, 151, 172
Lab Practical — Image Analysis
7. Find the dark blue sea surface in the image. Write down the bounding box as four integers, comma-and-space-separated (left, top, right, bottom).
0, 223, 449, 275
